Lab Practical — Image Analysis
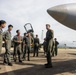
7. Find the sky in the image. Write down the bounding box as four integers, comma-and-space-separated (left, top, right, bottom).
0, 0, 76, 47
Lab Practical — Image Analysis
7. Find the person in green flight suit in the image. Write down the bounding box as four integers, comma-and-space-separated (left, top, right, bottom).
25, 32, 32, 61
3, 25, 13, 66
0, 20, 6, 55
53, 38, 59, 56
33, 35, 40, 57
0, 20, 6, 69
13, 30, 23, 63
45, 24, 54, 68
22, 33, 27, 60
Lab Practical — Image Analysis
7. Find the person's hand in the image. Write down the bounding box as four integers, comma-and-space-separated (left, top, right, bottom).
5, 40, 7, 43
45, 38, 46, 40
19, 41, 22, 44
17, 41, 22, 44
24, 44, 26, 46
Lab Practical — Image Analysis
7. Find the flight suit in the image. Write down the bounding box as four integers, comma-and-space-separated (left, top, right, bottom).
46, 29, 54, 66
0, 29, 3, 69
53, 40, 59, 56
0, 29, 3, 55
43, 41, 47, 55
13, 35, 23, 62
34, 38, 40, 57
3, 30, 12, 63
23, 36, 31, 61
22, 36, 27, 60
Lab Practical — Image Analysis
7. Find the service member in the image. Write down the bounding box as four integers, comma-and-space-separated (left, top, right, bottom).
0, 20, 6, 69
45, 24, 54, 68
3, 25, 13, 66
33, 35, 40, 57
53, 38, 59, 56
24, 32, 32, 61
22, 33, 27, 60
43, 38, 47, 56
13, 30, 23, 63
0, 20, 6, 55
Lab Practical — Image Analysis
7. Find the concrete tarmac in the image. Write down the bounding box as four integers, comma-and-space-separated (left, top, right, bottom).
0, 48, 76, 75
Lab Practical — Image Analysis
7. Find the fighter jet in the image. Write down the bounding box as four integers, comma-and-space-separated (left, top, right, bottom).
47, 3, 76, 30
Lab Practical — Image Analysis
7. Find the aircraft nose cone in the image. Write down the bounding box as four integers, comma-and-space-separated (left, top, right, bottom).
47, 4, 76, 30
47, 5, 67, 22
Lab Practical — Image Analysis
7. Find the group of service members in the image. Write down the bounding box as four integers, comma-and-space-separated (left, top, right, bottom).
0, 20, 59, 68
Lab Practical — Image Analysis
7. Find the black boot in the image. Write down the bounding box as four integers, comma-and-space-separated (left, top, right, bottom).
13, 55, 17, 62
44, 63, 48, 66
3, 60, 7, 64
28, 59, 30, 61
14, 58, 17, 62
22, 57, 26, 61
8, 62, 13, 66
19, 60, 22, 63
45, 64, 53, 68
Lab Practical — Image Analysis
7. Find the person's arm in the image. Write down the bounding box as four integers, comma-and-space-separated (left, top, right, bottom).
38, 38, 40, 44
20, 36, 23, 43
25, 37, 28, 45
57, 41, 59, 45
2, 31, 7, 42
22, 37, 25, 44
13, 36, 19, 43
12, 36, 16, 42
22, 37, 27, 47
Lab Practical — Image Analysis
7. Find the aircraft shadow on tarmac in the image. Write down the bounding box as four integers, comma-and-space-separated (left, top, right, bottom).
0, 59, 76, 75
